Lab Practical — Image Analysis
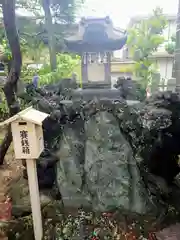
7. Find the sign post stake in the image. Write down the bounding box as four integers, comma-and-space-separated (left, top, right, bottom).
0, 107, 49, 240
26, 159, 43, 240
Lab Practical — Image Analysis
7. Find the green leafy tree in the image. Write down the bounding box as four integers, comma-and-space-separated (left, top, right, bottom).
41, 0, 85, 70
127, 7, 167, 89
0, 0, 85, 70
16, 0, 85, 70
0, 0, 84, 164
0, 0, 22, 164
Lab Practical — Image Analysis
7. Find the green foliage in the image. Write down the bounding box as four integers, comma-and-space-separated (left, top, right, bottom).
0, 0, 85, 119
22, 53, 81, 86
0, 89, 9, 120
0, 54, 81, 118
0, 16, 48, 64
38, 54, 79, 85
22, 39, 47, 62
50, 0, 85, 23
127, 7, 167, 87
16, 0, 85, 24
165, 34, 176, 54
1, 38, 12, 60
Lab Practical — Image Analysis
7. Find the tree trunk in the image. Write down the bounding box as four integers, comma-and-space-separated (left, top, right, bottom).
173, 0, 180, 91
42, 0, 57, 71
0, 0, 22, 165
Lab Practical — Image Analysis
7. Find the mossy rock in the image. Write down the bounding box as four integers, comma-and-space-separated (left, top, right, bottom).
8, 178, 57, 217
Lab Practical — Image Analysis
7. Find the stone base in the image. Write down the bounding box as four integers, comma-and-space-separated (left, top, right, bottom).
81, 82, 111, 89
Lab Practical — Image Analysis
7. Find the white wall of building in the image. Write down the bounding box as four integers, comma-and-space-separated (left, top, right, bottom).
156, 58, 173, 79
113, 49, 124, 59
155, 57, 173, 90
163, 19, 176, 41
111, 16, 176, 82
111, 57, 173, 88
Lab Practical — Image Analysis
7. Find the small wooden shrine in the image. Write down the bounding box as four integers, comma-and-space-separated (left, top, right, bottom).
65, 16, 127, 84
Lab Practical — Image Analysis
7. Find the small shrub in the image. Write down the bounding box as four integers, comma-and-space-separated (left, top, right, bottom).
21, 54, 81, 86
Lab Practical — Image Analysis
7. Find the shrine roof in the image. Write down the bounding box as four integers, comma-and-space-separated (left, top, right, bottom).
65, 27, 126, 42
64, 16, 127, 53
0, 107, 49, 126
64, 36, 127, 53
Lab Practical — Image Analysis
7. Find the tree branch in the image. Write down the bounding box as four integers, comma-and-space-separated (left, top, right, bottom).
42, 0, 57, 70
0, 0, 22, 165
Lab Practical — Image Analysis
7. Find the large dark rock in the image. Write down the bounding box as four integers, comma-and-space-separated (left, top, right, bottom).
84, 110, 151, 213
20, 81, 180, 215
114, 76, 146, 101
56, 118, 91, 208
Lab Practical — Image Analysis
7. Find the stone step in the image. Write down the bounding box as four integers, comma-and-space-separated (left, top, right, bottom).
81, 82, 111, 89
71, 88, 122, 101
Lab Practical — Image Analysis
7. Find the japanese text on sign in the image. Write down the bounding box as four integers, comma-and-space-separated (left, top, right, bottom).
20, 130, 30, 154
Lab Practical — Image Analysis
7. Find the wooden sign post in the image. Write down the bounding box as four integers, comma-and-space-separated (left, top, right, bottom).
26, 159, 42, 240
0, 106, 49, 240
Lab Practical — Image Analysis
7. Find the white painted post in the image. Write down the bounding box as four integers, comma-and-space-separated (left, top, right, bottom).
26, 159, 43, 240
0, 107, 49, 240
